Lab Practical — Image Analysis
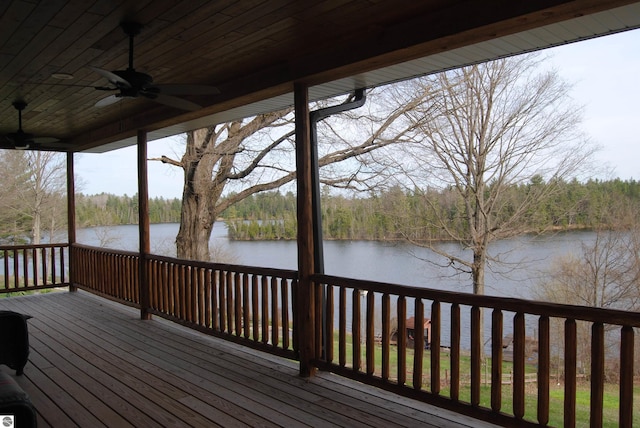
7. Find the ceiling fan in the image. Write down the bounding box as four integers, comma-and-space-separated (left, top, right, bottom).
91, 21, 219, 111
1, 101, 60, 150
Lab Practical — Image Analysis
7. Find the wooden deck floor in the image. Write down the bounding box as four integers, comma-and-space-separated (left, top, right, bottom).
0, 291, 497, 428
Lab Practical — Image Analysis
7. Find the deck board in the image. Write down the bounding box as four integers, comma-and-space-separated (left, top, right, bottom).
0, 291, 498, 427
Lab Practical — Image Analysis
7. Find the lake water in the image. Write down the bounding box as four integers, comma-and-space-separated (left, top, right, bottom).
76, 222, 596, 301
76, 223, 601, 348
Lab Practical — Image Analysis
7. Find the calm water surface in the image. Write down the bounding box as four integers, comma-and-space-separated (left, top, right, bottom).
76, 222, 595, 300
76, 223, 597, 347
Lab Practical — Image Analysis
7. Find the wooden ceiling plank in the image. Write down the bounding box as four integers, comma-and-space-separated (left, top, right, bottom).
0, 26, 63, 99
0, 0, 67, 56
0, 1, 38, 55
128, 2, 302, 84
2, 0, 638, 151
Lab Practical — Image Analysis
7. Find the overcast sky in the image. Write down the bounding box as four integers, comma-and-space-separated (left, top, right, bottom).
75, 29, 640, 199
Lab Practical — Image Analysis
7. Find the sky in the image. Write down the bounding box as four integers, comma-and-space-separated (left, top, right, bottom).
75, 29, 640, 199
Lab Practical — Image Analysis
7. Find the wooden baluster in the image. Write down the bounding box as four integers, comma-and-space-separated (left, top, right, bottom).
491, 309, 503, 412
315, 281, 323, 360
397, 296, 406, 386
291, 279, 299, 353
186, 266, 193, 322
470, 306, 481, 407
60, 245, 66, 284
271, 276, 279, 347
234, 272, 242, 335
128, 256, 135, 303
198, 268, 206, 326
218, 270, 226, 332
252, 274, 259, 341
147, 259, 155, 310
204, 269, 212, 328
243, 273, 250, 338
282, 279, 290, 350
29, 248, 35, 288
339, 286, 347, 367
564, 319, 577, 428
41, 247, 47, 286
120, 255, 127, 307
431, 301, 441, 395
4, 250, 10, 290
226, 271, 233, 334
178, 264, 186, 319
170, 262, 176, 316
109, 253, 115, 295
590, 322, 604, 428
382, 293, 390, 381
155, 260, 162, 310
130, 257, 139, 302
538, 316, 550, 426
619, 326, 634, 427
51, 246, 56, 286
366, 290, 375, 376
211, 269, 219, 330
352, 288, 361, 372
451, 303, 460, 401
513, 312, 525, 419
189, 265, 195, 320
262, 275, 269, 343
23, 249, 29, 289
414, 299, 424, 390
325, 284, 334, 362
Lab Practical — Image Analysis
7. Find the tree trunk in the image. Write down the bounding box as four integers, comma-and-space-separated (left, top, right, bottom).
473, 248, 486, 358
175, 182, 217, 261
175, 128, 226, 261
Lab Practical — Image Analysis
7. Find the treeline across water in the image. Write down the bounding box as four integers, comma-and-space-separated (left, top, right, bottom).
77, 178, 640, 240
76, 193, 182, 226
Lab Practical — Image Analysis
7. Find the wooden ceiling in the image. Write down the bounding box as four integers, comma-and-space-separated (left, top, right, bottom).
1, 0, 639, 152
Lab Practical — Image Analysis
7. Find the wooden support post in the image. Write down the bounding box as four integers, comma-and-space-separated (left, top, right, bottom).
295, 82, 316, 377
619, 326, 634, 427
66, 152, 77, 291
137, 129, 151, 320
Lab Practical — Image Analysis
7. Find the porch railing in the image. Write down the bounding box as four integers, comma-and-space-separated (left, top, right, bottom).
0, 243, 69, 293
71, 244, 140, 305
144, 253, 299, 359
70, 244, 299, 360
8, 243, 639, 426
313, 274, 640, 427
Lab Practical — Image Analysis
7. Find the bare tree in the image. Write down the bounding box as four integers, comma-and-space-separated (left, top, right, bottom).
537, 228, 640, 311
397, 55, 595, 352
24, 151, 67, 245
0, 151, 32, 243
536, 227, 640, 378
154, 90, 426, 260
0, 150, 67, 244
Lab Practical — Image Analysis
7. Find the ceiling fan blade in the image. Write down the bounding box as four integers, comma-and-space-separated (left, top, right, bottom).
148, 93, 202, 111
90, 66, 131, 88
33, 136, 60, 144
95, 94, 122, 107
154, 84, 220, 96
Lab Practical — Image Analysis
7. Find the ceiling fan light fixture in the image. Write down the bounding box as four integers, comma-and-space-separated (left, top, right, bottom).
51, 72, 74, 80
14, 141, 30, 150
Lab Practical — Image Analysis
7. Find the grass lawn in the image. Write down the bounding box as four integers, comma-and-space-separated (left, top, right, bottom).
329, 333, 639, 427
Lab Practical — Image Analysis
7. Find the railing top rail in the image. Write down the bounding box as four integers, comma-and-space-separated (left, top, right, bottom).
71, 244, 298, 279
314, 273, 640, 327
71, 243, 139, 258
0, 243, 69, 251
147, 253, 298, 279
